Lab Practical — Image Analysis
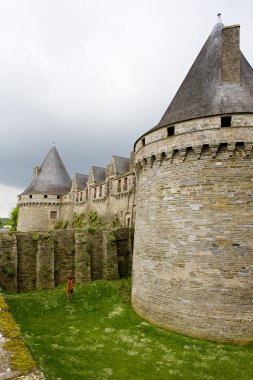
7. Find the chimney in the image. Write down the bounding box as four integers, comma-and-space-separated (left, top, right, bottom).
221, 25, 240, 84
33, 166, 40, 179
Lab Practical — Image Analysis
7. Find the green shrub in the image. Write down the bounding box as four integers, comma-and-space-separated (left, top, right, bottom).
9, 205, 19, 231
32, 233, 40, 241
87, 225, 95, 234
108, 233, 116, 243
54, 220, 68, 229
72, 213, 84, 228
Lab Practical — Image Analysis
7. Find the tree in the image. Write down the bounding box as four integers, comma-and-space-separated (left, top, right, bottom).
9, 205, 19, 231
0, 218, 3, 228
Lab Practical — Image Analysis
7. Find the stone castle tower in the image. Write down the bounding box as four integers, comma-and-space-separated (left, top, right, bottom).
17, 145, 72, 231
132, 20, 253, 343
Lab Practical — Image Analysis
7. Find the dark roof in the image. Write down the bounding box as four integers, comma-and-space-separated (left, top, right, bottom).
22, 146, 71, 195
73, 173, 88, 190
91, 166, 106, 183
150, 21, 253, 132
113, 156, 130, 174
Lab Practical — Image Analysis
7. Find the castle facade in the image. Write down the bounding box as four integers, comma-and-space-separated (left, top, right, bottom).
17, 149, 136, 231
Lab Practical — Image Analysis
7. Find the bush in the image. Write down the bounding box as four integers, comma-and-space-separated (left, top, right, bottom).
54, 220, 68, 229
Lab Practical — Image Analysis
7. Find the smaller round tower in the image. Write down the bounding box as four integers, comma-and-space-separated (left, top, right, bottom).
17, 145, 72, 231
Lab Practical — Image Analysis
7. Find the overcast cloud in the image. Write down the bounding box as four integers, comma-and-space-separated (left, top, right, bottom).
0, 0, 253, 216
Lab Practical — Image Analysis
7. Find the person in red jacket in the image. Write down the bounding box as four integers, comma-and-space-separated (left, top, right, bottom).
66, 275, 74, 300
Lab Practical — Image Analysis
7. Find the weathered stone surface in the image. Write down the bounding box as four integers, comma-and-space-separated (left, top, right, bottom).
0, 229, 133, 292
133, 115, 253, 344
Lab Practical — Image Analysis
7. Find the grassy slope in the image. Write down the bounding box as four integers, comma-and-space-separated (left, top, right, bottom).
5, 280, 253, 380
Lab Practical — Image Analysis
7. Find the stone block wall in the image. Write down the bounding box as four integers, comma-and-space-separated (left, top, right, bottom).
53, 230, 75, 285
16, 234, 37, 291
133, 115, 253, 344
0, 235, 17, 292
0, 228, 133, 292
36, 237, 54, 290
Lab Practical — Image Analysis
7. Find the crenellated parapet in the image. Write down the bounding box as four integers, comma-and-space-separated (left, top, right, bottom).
136, 140, 253, 173
135, 115, 253, 174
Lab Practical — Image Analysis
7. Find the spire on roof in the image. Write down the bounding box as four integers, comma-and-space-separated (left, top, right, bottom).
217, 13, 222, 23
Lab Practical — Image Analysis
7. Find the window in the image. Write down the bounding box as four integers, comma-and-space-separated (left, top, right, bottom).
99, 186, 102, 197
221, 116, 231, 127
117, 179, 121, 193
123, 177, 128, 191
142, 138, 145, 146
29, 195, 32, 199
44, 195, 47, 198
80, 192, 83, 202
94, 188, 97, 199
50, 211, 57, 220
167, 126, 175, 136
57, 195, 60, 199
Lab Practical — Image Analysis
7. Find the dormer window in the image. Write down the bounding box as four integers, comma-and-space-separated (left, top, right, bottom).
167, 126, 175, 136
221, 116, 232, 127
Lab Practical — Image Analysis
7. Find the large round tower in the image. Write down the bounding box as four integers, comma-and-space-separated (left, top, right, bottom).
17, 145, 71, 231
132, 20, 253, 343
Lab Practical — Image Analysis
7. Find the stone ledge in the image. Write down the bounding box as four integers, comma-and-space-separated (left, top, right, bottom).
0, 295, 45, 379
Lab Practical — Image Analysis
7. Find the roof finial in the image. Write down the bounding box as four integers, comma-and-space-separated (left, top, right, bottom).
53, 141, 55, 146
217, 13, 222, 23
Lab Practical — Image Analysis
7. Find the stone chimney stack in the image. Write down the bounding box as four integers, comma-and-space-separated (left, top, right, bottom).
33, 166, 40, 179
221, 25, 240, 84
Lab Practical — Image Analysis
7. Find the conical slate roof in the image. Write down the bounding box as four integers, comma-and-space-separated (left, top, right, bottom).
151, 21, 253, 131
22, 146, 71, 195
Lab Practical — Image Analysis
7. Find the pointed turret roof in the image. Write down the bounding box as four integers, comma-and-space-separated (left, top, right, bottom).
150, 21, 253, 132
22, 146, 71, 195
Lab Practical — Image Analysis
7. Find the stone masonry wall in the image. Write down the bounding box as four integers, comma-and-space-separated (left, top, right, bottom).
0, 235, 17, 292
132, 123, 253, 344
0, 228, 133, 292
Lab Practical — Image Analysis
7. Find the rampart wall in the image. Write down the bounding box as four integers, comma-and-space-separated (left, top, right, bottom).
0, 228, 133, 292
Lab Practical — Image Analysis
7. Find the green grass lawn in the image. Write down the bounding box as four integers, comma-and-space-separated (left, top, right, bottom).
5, 279, 253, 380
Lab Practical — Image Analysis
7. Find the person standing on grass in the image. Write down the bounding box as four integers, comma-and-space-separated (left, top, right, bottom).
66, 275, 74, 300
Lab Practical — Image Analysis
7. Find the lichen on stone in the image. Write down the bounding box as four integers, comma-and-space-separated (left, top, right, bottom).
4, 339, 35, 371
0, 294, 36, 373
0, 310, 20, 339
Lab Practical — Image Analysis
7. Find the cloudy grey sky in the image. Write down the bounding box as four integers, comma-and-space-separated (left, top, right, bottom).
0, 0, 253, 216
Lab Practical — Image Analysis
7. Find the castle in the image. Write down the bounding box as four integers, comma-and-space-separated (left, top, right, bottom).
17, 148, 136, 231
17, 19, 253, 344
